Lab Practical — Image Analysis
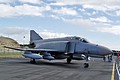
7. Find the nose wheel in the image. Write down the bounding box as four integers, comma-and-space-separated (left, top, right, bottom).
84, 63, 89, 68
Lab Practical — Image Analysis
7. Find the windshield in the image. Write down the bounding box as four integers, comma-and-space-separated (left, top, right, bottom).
80, 38, 89, 43
66, 36, 89, 43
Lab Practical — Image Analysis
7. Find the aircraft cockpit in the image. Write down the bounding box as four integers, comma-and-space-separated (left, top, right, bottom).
67, 36, 89, 43
80, 38, 89, 43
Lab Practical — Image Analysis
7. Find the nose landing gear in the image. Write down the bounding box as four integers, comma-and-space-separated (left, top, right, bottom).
84, 55, 89, 68
84, 63, 89, 68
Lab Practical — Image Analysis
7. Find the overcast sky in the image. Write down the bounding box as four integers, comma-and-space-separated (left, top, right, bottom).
0, 0, 120, 50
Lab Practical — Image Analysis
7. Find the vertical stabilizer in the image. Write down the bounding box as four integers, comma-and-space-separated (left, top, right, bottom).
30, 30, 43, 43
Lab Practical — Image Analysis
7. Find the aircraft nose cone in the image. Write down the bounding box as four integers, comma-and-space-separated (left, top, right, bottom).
97, 45, 113, 55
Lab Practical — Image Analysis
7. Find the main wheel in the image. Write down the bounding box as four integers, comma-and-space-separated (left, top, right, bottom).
84, 63, 89, 68
67, 58, 72, 63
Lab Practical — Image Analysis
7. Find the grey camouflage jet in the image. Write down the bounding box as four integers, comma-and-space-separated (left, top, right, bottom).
4, 30, 113, 68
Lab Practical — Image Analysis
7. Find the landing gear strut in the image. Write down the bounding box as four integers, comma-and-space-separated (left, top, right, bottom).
30, 59, 36, 64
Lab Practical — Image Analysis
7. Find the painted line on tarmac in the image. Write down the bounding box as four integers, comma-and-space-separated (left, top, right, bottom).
111, 62, 115, 80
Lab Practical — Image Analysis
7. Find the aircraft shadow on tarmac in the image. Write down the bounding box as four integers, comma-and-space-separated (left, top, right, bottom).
43, 61, 80, 66
3, 58, 112, 70
25, 60, 81, 69
6, 58, 83, 69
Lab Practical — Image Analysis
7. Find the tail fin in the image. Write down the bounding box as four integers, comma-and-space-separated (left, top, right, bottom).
30, 30, 43, 43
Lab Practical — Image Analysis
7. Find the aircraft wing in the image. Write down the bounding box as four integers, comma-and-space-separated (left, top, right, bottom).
4, 46, 59, 52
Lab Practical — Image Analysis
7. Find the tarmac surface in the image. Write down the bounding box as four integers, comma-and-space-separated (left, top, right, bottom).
0, 58, 113, 80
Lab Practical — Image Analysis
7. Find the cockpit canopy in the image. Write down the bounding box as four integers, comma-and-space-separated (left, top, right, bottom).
66, 36, 89, 43
80, 38, 89, 43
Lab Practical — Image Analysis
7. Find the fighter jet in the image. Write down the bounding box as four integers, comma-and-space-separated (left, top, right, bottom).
4, 30, 113, 68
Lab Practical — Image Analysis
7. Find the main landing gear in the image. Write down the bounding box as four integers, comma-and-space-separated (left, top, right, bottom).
67, 54, 73, 64
30, 59, 36, 64
66, 55, 89, 68
67, 58, 72, 64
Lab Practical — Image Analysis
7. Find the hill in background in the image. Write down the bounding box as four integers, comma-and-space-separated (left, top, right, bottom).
0, 37, 20, 52
0, 37, 22, 58
0, 37, 19, 47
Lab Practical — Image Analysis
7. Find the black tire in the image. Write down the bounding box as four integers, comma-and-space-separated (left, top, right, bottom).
84, 63, 89, 68
67, 58, 72, 63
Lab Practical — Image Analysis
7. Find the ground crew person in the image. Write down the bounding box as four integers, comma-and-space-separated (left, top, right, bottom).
118, 53, 120, 60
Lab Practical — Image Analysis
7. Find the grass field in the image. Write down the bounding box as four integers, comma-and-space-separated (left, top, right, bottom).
0, 52, 23, 58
